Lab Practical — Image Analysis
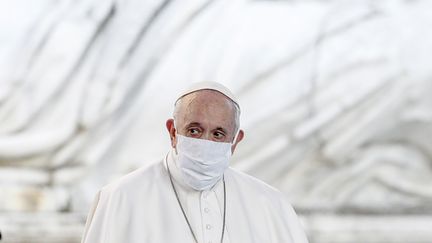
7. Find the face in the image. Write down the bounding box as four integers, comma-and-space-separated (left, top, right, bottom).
166, 90, 244, 153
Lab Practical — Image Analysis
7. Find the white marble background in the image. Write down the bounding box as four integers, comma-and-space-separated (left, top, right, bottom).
1, 0, 432, 242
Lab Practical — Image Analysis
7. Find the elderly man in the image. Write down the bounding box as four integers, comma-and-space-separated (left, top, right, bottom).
81, 82, 308, 243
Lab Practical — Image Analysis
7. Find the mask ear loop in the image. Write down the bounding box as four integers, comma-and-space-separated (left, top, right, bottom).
231, 129, 240, 145
172, 119, 179, 155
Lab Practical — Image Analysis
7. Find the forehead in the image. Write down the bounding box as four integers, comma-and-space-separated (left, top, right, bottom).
176, 90, 236, 130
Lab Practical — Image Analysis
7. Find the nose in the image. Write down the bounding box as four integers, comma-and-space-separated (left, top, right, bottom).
201, 132, 213, 141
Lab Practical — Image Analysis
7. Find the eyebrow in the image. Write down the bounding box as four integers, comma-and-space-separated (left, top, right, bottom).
185, 122, 202, 128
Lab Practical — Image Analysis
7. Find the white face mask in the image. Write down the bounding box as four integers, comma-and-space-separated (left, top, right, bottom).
174, 133, 237, 191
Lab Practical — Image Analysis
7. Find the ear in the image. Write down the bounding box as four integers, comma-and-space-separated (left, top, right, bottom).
166, 119, 177, 148
231, 129, 244, 153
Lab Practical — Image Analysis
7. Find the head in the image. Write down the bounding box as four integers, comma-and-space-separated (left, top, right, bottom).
166, 88, 244, 153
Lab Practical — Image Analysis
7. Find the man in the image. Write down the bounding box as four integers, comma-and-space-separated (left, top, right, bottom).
81, 82, 308, 243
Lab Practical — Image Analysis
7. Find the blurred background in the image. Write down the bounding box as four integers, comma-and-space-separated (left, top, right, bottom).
1, 0, 432, 242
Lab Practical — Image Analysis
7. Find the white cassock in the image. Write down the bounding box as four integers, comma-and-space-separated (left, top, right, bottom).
81, 150, 309, 243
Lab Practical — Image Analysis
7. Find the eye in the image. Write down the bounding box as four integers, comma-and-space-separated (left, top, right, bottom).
188, 128, 201, 137
213, 131, 225, 139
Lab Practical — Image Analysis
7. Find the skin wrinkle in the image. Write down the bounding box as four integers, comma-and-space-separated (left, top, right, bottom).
174, 90, 240, 134
167, 90, 244, 153
184, 92, 233, 135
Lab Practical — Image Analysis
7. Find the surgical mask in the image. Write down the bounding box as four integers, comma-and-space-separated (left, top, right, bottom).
174, 133, 238, 191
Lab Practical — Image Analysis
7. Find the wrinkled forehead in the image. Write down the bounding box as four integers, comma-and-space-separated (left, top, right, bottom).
178, 90, 235, 114
175, 90, 237, 129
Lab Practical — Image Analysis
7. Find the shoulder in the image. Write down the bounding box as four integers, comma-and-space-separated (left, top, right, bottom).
225, 167, 287, 203
99, 161, 166, 199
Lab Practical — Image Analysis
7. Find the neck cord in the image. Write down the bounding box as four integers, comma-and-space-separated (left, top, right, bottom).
166, 160, 226, 243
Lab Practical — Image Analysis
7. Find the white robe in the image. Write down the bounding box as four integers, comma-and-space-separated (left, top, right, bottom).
81, 151, 309, 243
